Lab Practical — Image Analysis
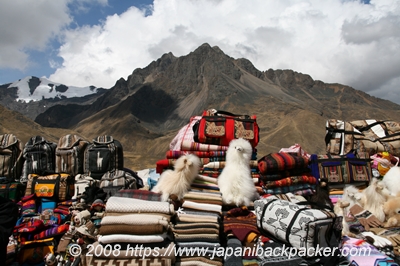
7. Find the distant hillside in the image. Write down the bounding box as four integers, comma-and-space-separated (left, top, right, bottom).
2, 43, 400, 170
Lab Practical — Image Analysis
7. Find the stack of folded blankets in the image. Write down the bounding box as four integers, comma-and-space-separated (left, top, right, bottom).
80, 195, 176, 266
257, 152, 317, 197
173, 178, 224, 266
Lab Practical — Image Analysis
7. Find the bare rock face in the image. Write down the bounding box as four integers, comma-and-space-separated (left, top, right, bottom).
1, 43, 400, 169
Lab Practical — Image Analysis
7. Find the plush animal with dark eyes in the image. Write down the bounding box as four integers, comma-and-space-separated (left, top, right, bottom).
218, 138, 259, 206
383, 195, 400, 227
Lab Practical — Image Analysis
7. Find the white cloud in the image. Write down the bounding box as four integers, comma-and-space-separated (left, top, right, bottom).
0, 0, 71, 69
3, 0, 400, 104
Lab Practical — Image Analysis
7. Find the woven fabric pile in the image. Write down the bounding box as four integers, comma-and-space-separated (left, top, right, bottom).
173, 183, 224, 266
257, 152, 317, 197
80, 195, 176, 265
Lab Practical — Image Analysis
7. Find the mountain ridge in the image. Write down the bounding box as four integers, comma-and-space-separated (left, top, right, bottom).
1, 43, 400, 170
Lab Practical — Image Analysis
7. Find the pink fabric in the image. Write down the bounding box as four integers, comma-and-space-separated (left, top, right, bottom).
169, 116, 201, 151
279, 143, 311, 159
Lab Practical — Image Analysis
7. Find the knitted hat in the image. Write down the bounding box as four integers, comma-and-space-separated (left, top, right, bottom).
90, 199, 105, 211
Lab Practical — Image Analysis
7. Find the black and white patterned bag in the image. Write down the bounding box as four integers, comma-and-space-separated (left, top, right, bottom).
255, 195, 342, 257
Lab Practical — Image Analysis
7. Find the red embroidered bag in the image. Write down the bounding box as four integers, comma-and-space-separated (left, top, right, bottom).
193, 110, 260, 148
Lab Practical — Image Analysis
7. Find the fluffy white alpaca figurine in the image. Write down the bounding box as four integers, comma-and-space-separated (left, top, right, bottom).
381, 162, 400, 196
152, 154, 201, 201
334, 185, 364, 217
361, 177, 392, 222
218, 138, 258, 206
334, 185, 365, 237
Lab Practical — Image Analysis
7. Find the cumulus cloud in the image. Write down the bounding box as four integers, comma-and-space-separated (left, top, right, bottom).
3, 0, 400, 104
0, 0, 71, 69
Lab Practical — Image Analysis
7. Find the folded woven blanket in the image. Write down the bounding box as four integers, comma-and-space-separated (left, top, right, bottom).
182, 210, 221, 218
258, 152, 309, 174
184, 190, 222, 200
182, 200, 222, 214
174, 233, 220, 243
195, 175, 219, 185
176, 213, 219, 223
183, 199, 223, 205
259, 168, 312, 182
114, 189, 162, 201
166, 150, 226, 159
181, 140, 228, 152
98, 233, 167, 244
157, 157, 228, 170
190, 180, 220, 191
203, 161, 258, 169
173, 227, 220, 235
99, 224, 166, 236
105, 196, 174, 215
101, 213, 170, 228
188, 189, 222, 196
261, 174, 317, 189
175, 241, 221, 250
174, 222, 220, 230
262, 184, 316, 195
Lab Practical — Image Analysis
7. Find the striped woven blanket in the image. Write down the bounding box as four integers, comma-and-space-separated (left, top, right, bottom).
258, 152, 309, 174
261, 174, 317, 189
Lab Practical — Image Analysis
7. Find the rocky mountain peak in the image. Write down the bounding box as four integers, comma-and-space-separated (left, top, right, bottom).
2, 43, 400, 170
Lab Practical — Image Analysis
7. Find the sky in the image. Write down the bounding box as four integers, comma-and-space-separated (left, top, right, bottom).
1, 0, 400, 105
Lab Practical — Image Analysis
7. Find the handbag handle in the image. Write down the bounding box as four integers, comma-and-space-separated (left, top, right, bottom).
213, 110, 250, 119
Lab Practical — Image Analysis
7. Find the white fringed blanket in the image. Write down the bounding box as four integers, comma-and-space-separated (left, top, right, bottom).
105, 196, 174, 215
98, 233, 167, 244
101, 213, 170, 227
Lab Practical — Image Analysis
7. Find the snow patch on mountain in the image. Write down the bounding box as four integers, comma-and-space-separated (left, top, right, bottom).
8, 76, 101, 102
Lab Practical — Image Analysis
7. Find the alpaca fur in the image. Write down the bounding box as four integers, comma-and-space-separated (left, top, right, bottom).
218, 138, 258, 206
381, 163, 400, 196
152, 154, 201, 202
334, 185, 366, 237
362, 177, 392, 222
383, 193, 400, 227
334, 185, 364, 217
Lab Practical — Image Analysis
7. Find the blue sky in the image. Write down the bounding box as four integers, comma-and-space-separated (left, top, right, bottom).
0, 1, 153, 86
1, 0, 400, 104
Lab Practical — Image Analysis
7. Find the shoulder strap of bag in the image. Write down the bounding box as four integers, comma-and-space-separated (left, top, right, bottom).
296, 200, 334, 212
